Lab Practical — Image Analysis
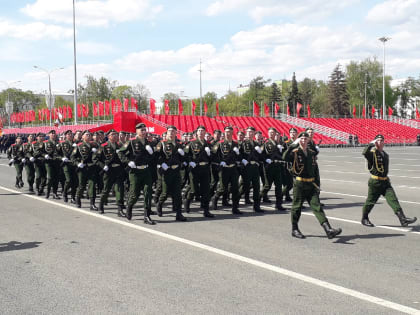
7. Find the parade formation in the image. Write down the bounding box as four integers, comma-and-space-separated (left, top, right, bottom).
4, 124, 417, 239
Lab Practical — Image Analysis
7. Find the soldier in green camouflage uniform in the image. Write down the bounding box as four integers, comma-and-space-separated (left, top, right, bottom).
282, 128, 298, 202
210, 129, 222, 197
71, 130, 98, 210
94, 129, 126, 217
239, 126, 264, 212
361, 135, 417, 227
44, 130, 61, 199
155, 125, 187, 221
29, 133, 47, 195
58, 130, 77, 203
23, 134, 35, 192
183, 125, 214, 218
211, 126, 242, 215
283, 131, 342, 239
118, 123, 155, 224
7, 135, 25, 188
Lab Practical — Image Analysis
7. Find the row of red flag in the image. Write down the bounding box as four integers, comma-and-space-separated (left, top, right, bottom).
157, 99, 215, 116
353, 106, 394, 118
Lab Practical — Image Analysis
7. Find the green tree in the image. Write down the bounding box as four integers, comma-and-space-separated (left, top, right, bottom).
203, 91, 218, 115
132, 84, 151, 113
299, 78, 316, 106
327, 64, 350, 117
161, 92, 179, 114
287, 72, 302, 116
218, 91, 247, 116
310, 81, 329, 117
0, 88, 42, 112
111, 85, 133, 100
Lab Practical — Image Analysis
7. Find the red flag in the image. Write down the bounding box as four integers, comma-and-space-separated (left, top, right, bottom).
111, 99, 116, 115
287, 104, 290, 116
307, 104, 311, 118
130, 98, 138, 111
416, 108, 420, 119
105, 100, 110, 116
296, 102, 303, 118
352, 106, 356, 117
178, 99, 183, 115
38, 109, 42, 121
264, 103, 269, 117
388, 106, 393, 117
253, 101, 260, 117
123, 98, 129, 112
371, 106, 375, 118
204, 102, 208, 115
98, 101, 104, 116
82, 104, 89, 117
93, 102, 98, 117
67, 106, 73, 119
150, 98, 156, 115
164, 99, 170, 115
216, 102, 219, 117
117, 99, 122, 112
191, 100, 196, 116
274, 102, 280, 115
380, 107, 383, 118
362, 106, 366, 118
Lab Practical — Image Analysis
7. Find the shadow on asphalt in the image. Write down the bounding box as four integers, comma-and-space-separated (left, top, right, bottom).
333, 233, 405, 245
0, 241, 42, 252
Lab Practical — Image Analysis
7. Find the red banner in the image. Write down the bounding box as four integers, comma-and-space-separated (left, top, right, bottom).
123, 98, 129, 112
111, 99, 117, 115
287, 104, 290, 116
416, 108, 420, 119
253, 101, 260, 117
131, 98, 138, 111
98, 101, 104, 116
164, 99, 170, 115
296, 102, 303, 118
307, 104, 311, 118
192, 100, 196, 116
105, 100, 110, 116
275, 102, 280, 115
264, 103, 269, 117
362, 106, 366, 118
150, 98, 156, 115
216, 102, 219, 117
93, 102, 98, 117
371, 106, 376, 118
352, 106, 356, 117
178, 99, 183, 115
204, 102, 208, 115
388, 106, 393, 117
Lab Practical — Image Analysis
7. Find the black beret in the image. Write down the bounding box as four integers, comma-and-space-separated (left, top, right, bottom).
305, 127, 314, 131
196, 125, 206, 130
237, 130, 245, 135
224, 126, 233, 131
289, 127, 298, 133
37, 132, 45, 137
64, 130, 73, 135
48, 130, 56, 134
82, 130, 91, 136
167, 125, 177, 131
107, 129, 118, 136
268, 127, 277, 133
375, 134, 385, 140
97, 130, 105, 134
298, 131, 309, 138
246, 126, 256, 131
136, 123, 146, 129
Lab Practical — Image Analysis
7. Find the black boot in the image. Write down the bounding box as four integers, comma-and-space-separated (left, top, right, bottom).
176, 209, 187, 221
76, 196, 81, 208
29, 185, 34, 193
184, 198, 191, 213
244, 192, 253, 205
211, 195, 219, 211
203, 205, 214, 218
262, 195, 271, 203
396, 210, 417, 227
99, 201, 105, 214
70, 196, 76, 204
118, 205, 126, 216
284, 191, 292, 202
322, 221, 342, 239
222, 197, 232, 207
126, 205, 132, 220
63, 194, 68, 203
253, 201, 264, 213
361, 214, 374, 227
156, 203, 163, 217
144, 209, 156, 225
276, 201, 286, 211
232, 202, 243, 215
45, 187, 51, 199
292, 223, 305, 239
90, 199, 98, 211
53, 193, 60, 200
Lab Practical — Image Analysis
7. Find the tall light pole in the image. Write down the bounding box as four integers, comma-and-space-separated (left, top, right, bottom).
198, 59, 203, 116
364, 73, 367, 118
73, 0, 78, 125
1, 80, 21, 128
379, 36, 390, 120
33, 66, 64, 126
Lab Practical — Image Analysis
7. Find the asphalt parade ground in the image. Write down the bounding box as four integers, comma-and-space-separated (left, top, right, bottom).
0, 147, 419, 314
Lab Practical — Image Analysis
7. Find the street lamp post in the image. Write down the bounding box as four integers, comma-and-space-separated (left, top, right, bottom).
379, 36, 390, 120
33, 66, 64, 126
1, 80, 21, 128
364, 73, 367, 119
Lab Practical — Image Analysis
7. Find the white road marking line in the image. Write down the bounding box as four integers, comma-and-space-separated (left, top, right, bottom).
321, 178, 420, 190
0, 185, 419, 315
321, 170, 420, 180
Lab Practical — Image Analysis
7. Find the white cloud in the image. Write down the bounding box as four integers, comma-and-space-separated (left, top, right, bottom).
0, 19, 72, 40
143, 71, 183, 97
21, 0, 163, 27
67, 41, 118, 55
366, 0, 420, 26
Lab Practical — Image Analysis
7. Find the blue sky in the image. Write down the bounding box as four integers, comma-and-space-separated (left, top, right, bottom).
0, 0, 419, 102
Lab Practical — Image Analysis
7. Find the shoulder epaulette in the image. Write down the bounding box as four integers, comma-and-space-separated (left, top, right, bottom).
101, 142, 108, 147
77, 143, 83, 146
59, 140, 65, 143
32, 141, 37, 144
43, 140, 48, 143
11, 144, 16, 146
129, 137, 136, 141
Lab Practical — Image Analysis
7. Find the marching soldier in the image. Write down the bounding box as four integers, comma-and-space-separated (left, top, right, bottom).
306, 128, 324, 206
239, 126, 263, 212
118, 123, 155, 223
210, 129, 222, 197
155, 125, 187, 221
361, 135, 417, 227
183, 125, 214, 218
7, 135, 25, 189
23, 134, 35, 192
261, 127, 286, 211
30, 133, 48, 196
255, 130, 267, 188
44, 130, 61, 199
71, 130, 98, 210
282, 128, 298, 202
95, 129, 126, 217
283, 131, 342, 239
211, 126, 242, 214
58, 130, 77, 203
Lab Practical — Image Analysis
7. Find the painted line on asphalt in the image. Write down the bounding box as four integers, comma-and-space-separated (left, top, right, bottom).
0, 184, 419, 314
322, 170, 420, 180
322, 178, 420, 190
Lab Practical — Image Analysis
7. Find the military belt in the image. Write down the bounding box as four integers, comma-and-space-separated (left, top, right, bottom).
211, 162, 219, 166
249, 161, 259, 166
198, 162, 209, 166
225, 164, 236, 168
296, 177, 315, 182
170, 165, 179, 170
273, 160, 284, 163
111, 164, 121, 168
136, 165, 148, 169
371, 175, 388, 181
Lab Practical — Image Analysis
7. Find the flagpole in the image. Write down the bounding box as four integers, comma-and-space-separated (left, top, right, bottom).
73, 0, 78, 125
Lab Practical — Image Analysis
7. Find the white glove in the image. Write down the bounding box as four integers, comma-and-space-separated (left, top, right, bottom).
205, 147, 211, 156
116, 149, 120, 153
103, 165, 109, 172
183, 161, 188, 166
22, 158, 26, 163
242, 159, 248, 166
255, 146, 262, 154
293, 138, 300, 145
370, 139, 378, 144
128, 161, 136, 168
78, 162, 85, 168
266, 158, 272, 164
277, 144, 283, 152
233, 147, 240, 155
220, 161, 226, 167
189, 161, 196, 168
92, 148, 97, 153
315, 145, 320, 152
72, 143, 77, 147
161, 162, 169, 171
30, 157, 35, 162
145, 145, 153, 155
177, 148, 185, 156
45, 154, 50, 160
62, 157, 69, 163
9, 159, 14, 164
